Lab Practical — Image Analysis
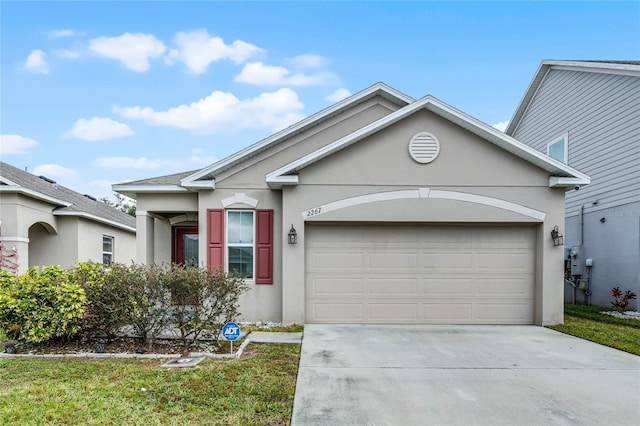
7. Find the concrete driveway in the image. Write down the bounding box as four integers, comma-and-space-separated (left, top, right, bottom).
291, 325, 640, 426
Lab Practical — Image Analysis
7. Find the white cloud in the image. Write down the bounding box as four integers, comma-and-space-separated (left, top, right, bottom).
492, 121, 509, 132
286, 54, 327, 69
52, 49, 80, 59
94, 157, 183, 170
113, 88, 305, 134
168, 29, 262, 74
49, 29, 77, 39
24, 50, 49, 74
325, 88, 352, 102
32, 164, 77, 178
65, 117, 134, 141
89, 33, 166, 72
235, 62, 334, 86
0, 134, 39, 155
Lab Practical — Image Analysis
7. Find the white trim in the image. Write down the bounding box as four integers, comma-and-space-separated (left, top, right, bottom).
546, 133, 568, 164
549, 177, 588, 188
102, 235, 114, 265
302, 188, 546, 221
182, 83, 414, 185
182, 180, 215, 190
54, 211, 136, 233
0, 176, 18, 186
268, 95, 590, 188
0, 237, 30, 243
168, 213, 198, 225
0, 186, 71, 207
221, 193, 259, 208
225, 210, 255, 279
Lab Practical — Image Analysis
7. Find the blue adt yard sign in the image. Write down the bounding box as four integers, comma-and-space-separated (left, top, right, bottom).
222, 322, 240, 341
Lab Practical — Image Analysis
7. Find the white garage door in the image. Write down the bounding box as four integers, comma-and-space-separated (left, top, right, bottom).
305, 225, 536, 324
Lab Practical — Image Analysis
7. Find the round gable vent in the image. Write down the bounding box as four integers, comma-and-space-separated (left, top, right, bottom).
409, 132, 440, 164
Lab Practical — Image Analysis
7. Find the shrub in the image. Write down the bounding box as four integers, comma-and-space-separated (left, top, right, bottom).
0, 266, 86, 343
126, 263, 172, 349
611, 286, 637, 312
69, 262, 135, 339
164, 264, 248, 351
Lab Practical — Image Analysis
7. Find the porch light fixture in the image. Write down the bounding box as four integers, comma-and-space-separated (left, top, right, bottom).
550, 225, 564, 247
287, 225, 298, 244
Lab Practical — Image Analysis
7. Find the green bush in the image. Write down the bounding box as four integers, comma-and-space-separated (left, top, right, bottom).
164, 264, 249, 350
0, 266, 86, 343
69, 262, 136, 339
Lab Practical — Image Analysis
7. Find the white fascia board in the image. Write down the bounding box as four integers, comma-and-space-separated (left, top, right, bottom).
182, 83, 414, 185
0, 176, 18, 186
181, 180, 215, 190
0, 186, 71, 207
53, 211, 136, 233
267, 94, 591, 184
549, 176, 591, 188
265, 175, 299, 189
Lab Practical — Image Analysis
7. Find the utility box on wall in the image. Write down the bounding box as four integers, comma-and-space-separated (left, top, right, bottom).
570, 245, 585, 276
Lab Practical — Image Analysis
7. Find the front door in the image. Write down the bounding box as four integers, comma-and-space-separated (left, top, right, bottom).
174, 227, 199, 266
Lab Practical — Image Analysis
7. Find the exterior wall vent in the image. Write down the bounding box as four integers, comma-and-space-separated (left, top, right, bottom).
409, 132, 440, 164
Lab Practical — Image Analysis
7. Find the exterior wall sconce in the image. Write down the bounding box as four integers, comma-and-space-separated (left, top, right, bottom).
550, 225, 564, 246
600, 217, 606, 223
288, 225, 298, 244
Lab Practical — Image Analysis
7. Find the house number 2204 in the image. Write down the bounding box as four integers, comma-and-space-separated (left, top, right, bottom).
306, 207, 322, 217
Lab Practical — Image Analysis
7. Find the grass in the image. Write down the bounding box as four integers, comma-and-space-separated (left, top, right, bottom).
547, 304, 640, 356
0, 343, 301, 425
241, 323, 304, 333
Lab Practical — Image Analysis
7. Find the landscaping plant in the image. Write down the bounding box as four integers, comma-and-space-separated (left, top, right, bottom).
611, 286, 637, 311
0, 266, 86, 343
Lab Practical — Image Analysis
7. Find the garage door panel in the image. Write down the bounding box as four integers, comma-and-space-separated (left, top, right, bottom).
305, 225, 535, 324
369, 303, 418, 321
422, 278, 473, 295
310, 278, 364, 296
368, 279, 418, 296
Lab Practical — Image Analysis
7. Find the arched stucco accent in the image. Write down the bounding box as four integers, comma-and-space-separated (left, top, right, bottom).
221, 193, 259, 208
301, 187, 546, 221
28, 221, 58, 235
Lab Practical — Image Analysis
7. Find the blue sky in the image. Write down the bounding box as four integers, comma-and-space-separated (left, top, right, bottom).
1, 1, 639, 200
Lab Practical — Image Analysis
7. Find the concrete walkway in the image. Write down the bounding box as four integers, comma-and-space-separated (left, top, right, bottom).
292, 324, 640, 426
246, 331, 302, 343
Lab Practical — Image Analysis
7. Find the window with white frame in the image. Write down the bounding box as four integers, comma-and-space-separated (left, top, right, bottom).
103, 235, 114, 265
547, 134, 568, 164
226, 210, 254, 278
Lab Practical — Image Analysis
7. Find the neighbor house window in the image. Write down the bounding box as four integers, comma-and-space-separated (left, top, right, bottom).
226, 210, 254, 278
547, 134, 568, 164
103, 235, 114, 265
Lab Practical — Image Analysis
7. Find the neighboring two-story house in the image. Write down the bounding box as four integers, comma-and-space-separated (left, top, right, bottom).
0, 162, 136, 273
506, 60, 640, 309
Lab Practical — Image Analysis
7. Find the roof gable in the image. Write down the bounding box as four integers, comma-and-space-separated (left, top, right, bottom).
0, 162, 136, 232
506, 60, 640, 136
266, 95, 590, 188
180, 83, 414, 187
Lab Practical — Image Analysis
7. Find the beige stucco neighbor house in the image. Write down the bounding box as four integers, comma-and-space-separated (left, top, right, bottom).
0, 162, 136, 273
114, 83, 589, 326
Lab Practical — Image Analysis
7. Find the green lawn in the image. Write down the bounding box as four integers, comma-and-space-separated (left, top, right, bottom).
0, 343, 300, 425
548, 304, 640, 356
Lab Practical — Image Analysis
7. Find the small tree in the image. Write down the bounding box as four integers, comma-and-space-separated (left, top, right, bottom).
164, 264, 248, 351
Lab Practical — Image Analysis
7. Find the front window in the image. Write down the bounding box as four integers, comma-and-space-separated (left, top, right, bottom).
103, 235, 114, 265
226, 210, 254, 278
547, 134, 568, 163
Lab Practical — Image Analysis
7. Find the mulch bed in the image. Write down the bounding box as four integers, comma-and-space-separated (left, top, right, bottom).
8, 336, 232, 356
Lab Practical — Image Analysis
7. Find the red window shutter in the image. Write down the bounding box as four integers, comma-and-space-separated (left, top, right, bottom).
207, 209, 224, 270
255, 209, 273, 284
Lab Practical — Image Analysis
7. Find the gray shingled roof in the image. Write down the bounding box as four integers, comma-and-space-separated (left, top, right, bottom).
0, 162, 135, 231
117, 169, 198, 186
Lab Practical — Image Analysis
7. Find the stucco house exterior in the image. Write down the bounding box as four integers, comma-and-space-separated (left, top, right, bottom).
114, 83, 589, 326
506, 60, 640, 309
0, 162, 136, 273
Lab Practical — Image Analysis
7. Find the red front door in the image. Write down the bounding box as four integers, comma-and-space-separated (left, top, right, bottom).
174, 227, 199, 266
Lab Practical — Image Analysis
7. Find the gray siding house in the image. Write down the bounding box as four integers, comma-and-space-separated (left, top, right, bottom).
0, 162, 136, 273
506, 60, 640, 309
115, 83, 589, 326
